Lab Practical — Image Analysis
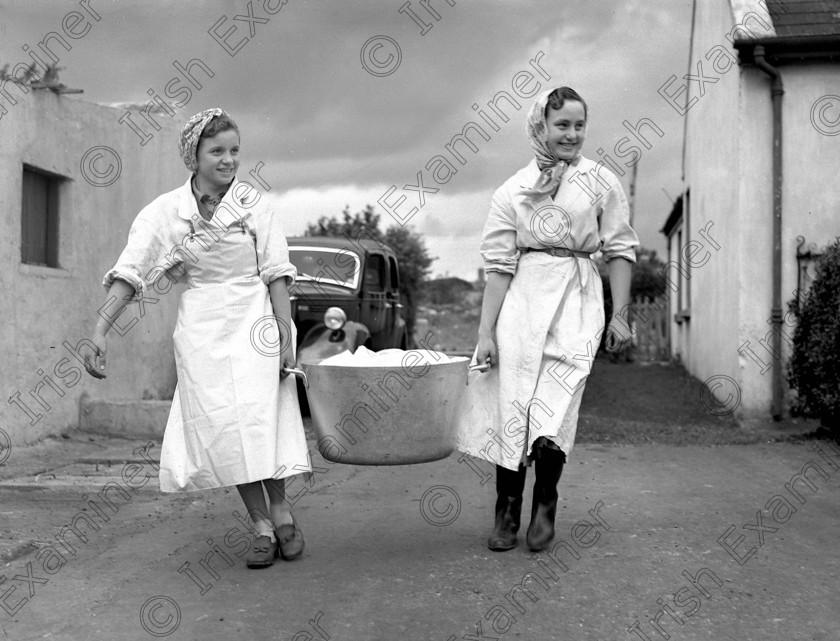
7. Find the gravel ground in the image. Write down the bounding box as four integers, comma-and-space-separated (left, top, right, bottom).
578, 358, 822, 446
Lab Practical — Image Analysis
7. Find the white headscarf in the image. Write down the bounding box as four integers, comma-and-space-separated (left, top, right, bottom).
520, 88, 583, 199
178, 108, 234, 173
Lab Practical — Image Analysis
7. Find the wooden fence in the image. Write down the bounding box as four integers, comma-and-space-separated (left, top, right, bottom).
629, 297, 670, 362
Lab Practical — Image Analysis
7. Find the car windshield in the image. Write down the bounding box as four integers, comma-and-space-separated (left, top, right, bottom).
289, 247, 361, 289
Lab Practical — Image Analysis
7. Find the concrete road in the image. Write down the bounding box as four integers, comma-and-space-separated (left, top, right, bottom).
1, 432, 838, 641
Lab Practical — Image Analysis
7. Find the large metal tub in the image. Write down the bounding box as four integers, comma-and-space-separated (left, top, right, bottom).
300, 357, 470, 465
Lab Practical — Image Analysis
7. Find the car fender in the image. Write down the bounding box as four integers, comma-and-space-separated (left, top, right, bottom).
296, 320, 372, 365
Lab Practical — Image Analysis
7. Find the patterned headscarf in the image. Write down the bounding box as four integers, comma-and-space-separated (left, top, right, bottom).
178, 108, 233, 173
520, 88, 583, 199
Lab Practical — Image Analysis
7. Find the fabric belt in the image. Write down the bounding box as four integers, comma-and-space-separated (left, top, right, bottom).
520, 246, 592, 292
521, 246, 592, 260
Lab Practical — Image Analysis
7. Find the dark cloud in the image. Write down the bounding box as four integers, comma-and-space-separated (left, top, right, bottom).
1, 0, 694, 270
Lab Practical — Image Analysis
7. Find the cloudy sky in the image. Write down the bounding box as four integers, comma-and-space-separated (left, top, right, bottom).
2, 0, 692, 279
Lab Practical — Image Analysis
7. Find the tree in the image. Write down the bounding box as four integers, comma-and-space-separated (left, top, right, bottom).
630, 248, 668, 301
787, 238, 840, 435
383, 224, 435, 342
304, 205, 435, 346
305, 204, 380, 239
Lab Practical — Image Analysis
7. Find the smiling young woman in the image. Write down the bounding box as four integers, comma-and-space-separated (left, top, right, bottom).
194, 126, 240, 194
545, 91, 587, 161
458, 86, 639, 553
85, 108, 311, 569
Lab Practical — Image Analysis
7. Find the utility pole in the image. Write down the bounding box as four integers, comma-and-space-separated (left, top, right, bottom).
628, 161, 638, 227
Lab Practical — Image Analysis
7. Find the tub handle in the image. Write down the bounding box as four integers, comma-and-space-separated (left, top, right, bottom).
468, 362, 491, 384
283, 367, 309, 388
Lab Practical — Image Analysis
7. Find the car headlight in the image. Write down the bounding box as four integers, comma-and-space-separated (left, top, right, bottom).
324, 307, 347, 330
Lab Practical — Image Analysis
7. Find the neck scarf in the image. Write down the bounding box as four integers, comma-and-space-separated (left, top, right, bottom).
520, 89, 581, 199
178, 107, 232, 173
191, 176, 232, 214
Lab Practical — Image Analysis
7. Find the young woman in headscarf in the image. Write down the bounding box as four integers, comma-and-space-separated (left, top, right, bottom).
84, 108, 311, 569
457, 87, 639, 552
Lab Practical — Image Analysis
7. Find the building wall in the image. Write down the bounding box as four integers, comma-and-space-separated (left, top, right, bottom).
681, 0, 840, 417
736, 62, 840, 413
734, 67, 777, 413
1, 91, 185, 446
679, 0, 745, 393
779, 64, 840, 297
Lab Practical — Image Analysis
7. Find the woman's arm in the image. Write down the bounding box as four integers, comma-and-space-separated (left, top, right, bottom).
85, 278, 137, 379
475, 271, 513, 368
605, 257, 633, 352
268, 276, 295, 379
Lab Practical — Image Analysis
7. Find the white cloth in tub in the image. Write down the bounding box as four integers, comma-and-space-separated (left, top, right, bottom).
318, 346, 454, 367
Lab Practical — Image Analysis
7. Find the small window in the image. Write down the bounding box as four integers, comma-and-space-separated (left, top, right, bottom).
21, 165, 62, 267
364, 254, 385, 290
676, 229, 683, 310
388, 256, 400, 292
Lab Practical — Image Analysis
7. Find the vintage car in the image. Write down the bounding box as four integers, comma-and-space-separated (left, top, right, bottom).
286, 236, 408, 367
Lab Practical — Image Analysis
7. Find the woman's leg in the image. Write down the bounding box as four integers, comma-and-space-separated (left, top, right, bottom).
236, 481, 277, 568
263, 478, 294, 526
236, 481, 274, 532
264, 477, 304, 560
526, 437, 566, 551
488, 464, 527, 551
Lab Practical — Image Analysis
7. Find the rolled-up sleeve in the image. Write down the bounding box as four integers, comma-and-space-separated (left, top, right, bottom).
103, 205, 179, 295
480, 186, 520, 275
253, 205, 297, 286
598, 175, 639, 263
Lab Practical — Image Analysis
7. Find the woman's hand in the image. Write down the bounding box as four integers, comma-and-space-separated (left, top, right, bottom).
605, 313, 632, 353
279, 344, 295, 380
84, 332, 108, 379
473, 272, 512, 373
606, 258, 633, 353
268, 278, 295, 381
86, 279, 136, 380
474, 332, 497, 372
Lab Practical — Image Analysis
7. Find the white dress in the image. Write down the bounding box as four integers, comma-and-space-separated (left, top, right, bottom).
456, 156, 639, 471
104, 177, 311, 492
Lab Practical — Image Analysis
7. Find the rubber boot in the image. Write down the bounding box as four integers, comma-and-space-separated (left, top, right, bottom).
487, 464, 527, 551
526, 438, 566, 551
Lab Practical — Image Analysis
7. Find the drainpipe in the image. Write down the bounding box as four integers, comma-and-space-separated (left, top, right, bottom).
752, 45, 784, 420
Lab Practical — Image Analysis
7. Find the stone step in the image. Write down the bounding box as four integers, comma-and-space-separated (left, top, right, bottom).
80, 398, 171, 437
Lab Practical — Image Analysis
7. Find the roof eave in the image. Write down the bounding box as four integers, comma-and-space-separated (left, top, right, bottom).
734, 35, 840, 63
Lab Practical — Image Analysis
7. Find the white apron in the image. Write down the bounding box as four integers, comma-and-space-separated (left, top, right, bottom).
456, 251, 604, 471
159, 216, 310, 492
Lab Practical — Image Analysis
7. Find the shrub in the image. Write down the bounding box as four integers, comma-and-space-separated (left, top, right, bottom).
420, 277, 476, 306
787, 237, 840, 433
